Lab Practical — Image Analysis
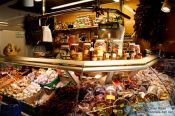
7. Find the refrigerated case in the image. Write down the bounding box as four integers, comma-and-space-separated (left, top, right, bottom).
0, 55, 175, 115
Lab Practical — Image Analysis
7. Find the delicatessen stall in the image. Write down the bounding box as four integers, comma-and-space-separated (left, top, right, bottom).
0, 55, 175, 116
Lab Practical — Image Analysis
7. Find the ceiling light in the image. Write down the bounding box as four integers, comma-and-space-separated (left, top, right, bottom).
113, 0, 120, 2
23, 0, 34, 7
35, 0, 42, 2
0, 22, 8, 25
161, 0, 171, 13
51, 0, 94, 10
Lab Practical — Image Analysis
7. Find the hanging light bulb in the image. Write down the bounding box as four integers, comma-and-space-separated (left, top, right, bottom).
161, 0, 171, 13
23, 0, 34, 7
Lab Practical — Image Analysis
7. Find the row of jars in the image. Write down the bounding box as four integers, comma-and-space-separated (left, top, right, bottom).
58, 39, 142, 61
69, 39, 120, 61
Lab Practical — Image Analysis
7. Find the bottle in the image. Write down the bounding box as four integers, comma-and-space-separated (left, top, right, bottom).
89, 42, 94, 61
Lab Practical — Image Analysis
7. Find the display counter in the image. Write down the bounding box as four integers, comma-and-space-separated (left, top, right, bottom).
0, 55, 175, 116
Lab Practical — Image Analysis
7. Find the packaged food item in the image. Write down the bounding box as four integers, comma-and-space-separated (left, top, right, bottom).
106, 38, 112, 52
144, 93, 159, 102
94, 39, 106, 60
89, 42, 95, 61
129, 43, 136, 51
92, 53, 98, 61
60, 45, 70, 60
112, 40, 119, 52
83, 42, 91, 60
95, 86, 106, 101
111, 52, 117, 60
76, 52, 83, 61
70, 43, 79, 55
135, 45, 141, 54
105, 85, 116, 105
103, 52, 111, 60
113, 98, 129, 116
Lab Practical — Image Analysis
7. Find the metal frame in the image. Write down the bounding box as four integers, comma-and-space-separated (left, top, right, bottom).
0, 55, 158, 72
0, 55, 158, 84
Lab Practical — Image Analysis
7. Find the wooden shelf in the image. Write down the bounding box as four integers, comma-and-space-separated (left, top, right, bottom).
55, 26, 98, 31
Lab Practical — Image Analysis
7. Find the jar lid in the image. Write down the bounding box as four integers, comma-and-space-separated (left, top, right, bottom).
77, 52, 82, 55
71, 43, 79, 46
96, 39, 105, 42
61, 45, 69, 48
105, 85, 116, 92
83, 42, 91, 45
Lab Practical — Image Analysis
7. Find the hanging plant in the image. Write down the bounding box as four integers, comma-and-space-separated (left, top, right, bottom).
134, 0, 167, 45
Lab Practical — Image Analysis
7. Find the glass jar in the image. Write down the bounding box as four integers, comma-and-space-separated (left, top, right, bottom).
72, 52, 83, 61
77, 52, 83, 61
94, 39, 106, 60
105, 85, 116, 105
111, 52, 117, 60
92, 53, 98, 61
83, 42, 91, 60
106, 38, 112, 52
70, 43, 79, 55
60, 45, 70, 60
112, 40, 119, 52
103, 52, 111, 60
94, 86, 106, 102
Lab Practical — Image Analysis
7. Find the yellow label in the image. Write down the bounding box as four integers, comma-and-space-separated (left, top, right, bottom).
106, 95, 115, 100
120, 103, 125, 107
113, 109, 118, 113
84, 50, 89, 55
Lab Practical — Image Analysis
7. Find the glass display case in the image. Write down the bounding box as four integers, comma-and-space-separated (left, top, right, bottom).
0, 55, 175, 116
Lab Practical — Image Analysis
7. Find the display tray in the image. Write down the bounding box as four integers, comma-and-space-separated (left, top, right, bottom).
0, 88, 55, 116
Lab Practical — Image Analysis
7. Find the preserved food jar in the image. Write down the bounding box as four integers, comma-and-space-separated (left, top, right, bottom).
92, 53, 98, 61
106, 38, 112, 52
94, 39, 106, 60
105, 85, 116, 105
83, 42, 91, 60
103, 52, 111, 60
111, 52, 117, 60
70, 43, 78, 55
72, 52, 83, 61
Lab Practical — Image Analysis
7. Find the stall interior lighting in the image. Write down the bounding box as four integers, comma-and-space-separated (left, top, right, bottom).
51, 0, 94, 10
23, 0, 34, 7
35, 0, 42, 2
0, 22, 8, 25
161, 0, 171, 13
113, 0, 120, 2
